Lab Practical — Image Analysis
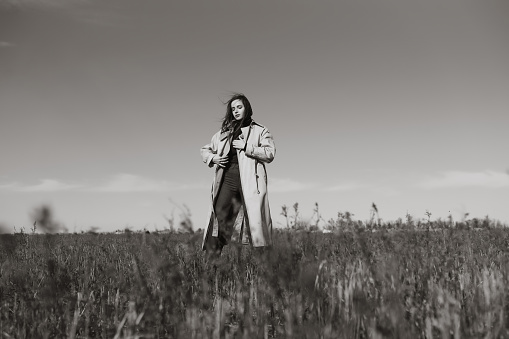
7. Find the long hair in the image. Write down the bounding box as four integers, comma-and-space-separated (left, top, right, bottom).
220, 93, 254, 133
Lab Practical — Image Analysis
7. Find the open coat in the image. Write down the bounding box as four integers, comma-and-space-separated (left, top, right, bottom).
201, 121, 275, 249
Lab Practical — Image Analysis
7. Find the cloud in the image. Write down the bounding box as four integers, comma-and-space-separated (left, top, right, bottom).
0, 0, 86, 9
0, 41, 14, 48
0, 1, 126, 27
89, 173, 205, 192
325, 182, 400, 196
0, 179, 81, 192
0, 174, 206, 193
269, 178, 316, 193
20, 179, 82, 192
416, 170, 509, 189
0, 182, 18, 191
325, 182, 365, 192
73, 9, 127, 27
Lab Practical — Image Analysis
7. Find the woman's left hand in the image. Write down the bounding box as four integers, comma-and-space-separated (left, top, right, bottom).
232, 138, 246, 150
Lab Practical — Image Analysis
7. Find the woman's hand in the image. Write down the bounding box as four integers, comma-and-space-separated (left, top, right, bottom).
212, 154, 229, 168
232, 138, 246, 151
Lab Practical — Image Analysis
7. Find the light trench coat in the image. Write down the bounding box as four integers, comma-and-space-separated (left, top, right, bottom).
200, 121, 275, 249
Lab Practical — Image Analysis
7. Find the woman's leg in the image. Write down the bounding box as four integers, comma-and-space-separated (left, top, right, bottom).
213, 165, 242, 250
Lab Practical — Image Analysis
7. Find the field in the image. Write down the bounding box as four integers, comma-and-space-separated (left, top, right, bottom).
2, 216, 509, 338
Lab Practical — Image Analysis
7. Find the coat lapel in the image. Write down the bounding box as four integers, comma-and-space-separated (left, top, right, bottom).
219, 131, 229, 141
222, 120, 254, 143
240, 121, 253, 143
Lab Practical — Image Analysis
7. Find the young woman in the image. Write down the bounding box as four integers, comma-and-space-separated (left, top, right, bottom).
201, 94, 275, 255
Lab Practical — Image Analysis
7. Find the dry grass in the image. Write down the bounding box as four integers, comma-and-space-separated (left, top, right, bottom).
1, 218, 509, 338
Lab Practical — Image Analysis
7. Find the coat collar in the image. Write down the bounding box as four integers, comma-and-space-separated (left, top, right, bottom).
219, 131, 229, 141
219, 120, 255, 141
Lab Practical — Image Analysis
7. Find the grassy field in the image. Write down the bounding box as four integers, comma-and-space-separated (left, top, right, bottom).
1, 217, 509, 338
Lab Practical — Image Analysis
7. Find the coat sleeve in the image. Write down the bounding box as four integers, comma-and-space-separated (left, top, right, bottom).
245, 128, 276, 163
201, 132, 219, 167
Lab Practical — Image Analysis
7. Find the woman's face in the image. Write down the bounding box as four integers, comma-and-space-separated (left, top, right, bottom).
231, 99, 246, 121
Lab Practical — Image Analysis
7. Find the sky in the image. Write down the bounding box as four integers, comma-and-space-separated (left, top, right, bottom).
1, 0, 508, 233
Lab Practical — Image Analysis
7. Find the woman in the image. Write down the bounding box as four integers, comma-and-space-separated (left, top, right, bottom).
201, 94, 275, 254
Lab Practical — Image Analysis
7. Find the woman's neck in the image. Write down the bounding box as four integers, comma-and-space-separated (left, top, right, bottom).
233, 117, 252, 129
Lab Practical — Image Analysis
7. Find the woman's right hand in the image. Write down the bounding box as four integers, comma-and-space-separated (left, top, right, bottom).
212, 155, 229, 168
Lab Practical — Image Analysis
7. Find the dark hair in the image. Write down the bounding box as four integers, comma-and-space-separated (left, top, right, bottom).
220, 93, 253, 133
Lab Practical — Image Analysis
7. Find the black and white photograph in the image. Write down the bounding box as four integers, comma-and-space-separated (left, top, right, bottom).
1, 0, 509, 337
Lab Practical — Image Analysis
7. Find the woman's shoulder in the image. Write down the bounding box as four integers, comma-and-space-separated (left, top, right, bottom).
251, 120, 269, 131
251, 121, 274, 138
